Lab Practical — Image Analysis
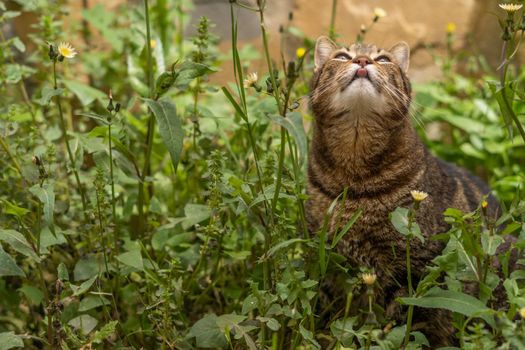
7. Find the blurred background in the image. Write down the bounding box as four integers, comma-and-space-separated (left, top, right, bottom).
4, 0, 520, 84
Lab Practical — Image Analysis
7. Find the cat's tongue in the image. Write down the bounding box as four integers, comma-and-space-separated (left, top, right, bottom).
357, 68, 368, 78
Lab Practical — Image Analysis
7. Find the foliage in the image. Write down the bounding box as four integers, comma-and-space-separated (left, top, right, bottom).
0, 0, 524, 349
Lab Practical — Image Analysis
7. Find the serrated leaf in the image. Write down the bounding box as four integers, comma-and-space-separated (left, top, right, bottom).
0, 229, 40, 262
144, 99, 184, 171
0, 245, 25, 277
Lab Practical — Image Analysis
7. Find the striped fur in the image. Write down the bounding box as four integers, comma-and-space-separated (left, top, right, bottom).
307, 37, 497, 345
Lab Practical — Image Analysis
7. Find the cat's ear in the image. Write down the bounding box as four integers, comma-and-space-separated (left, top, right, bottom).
315, 36, 337, 71
389, 42, 410, 73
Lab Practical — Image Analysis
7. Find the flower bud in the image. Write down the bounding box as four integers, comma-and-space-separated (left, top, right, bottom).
115, 102, 121, 112
48, 44, 57, 60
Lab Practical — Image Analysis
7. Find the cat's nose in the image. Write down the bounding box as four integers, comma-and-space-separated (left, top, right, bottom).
353, 56, 372, 67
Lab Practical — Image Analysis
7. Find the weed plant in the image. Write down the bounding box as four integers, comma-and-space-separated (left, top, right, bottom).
0, 0, 525, 349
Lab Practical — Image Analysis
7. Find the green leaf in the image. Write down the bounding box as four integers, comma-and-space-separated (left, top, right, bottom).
71, 275, 98, 296
116, 250, 144, 271
91, 320, 118, 344
63, 79, 106, 106
0, 229, 40, 262
268, 112, 307, 165
29, 184, 55, 232
398, 287, 494, 327
241, 294, 258, 315
57, 262, 69, 281
1, 200, 30, 218
187, 314, 228, 348
216, 314, 246, 331
299, 324, 320, 349
79, 295, 111, 312
18, 285, 44, 305
263, 238, 307, 260
330, 318, 357, 347
480, 232, 504, 256
332, 209, 362, 248
0, 245, 25, 277
34, 87, 64, 106
68, 314, 98, 335
0, 332, 24, 350
175, 61, 216, 87
488, 81, 514, 136
74, 255, 101, 281
11, 37, 25, 52
144, 99, 184, 171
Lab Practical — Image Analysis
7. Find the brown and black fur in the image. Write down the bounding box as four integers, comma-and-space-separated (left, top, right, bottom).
306, 37, 502, 345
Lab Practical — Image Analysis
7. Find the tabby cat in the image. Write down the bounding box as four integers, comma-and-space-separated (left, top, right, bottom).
306, 36, 500, 345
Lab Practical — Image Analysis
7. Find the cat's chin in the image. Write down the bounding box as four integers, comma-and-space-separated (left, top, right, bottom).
332, 84, 388, 118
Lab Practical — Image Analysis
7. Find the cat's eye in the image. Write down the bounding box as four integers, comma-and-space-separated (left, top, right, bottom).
375, 56, 390, 63
334, 53, 351, 61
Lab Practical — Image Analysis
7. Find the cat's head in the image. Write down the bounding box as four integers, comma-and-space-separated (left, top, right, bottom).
310, 36, 411, 126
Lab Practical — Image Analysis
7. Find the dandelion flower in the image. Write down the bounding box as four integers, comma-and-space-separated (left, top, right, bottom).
362, 272, 377, 285
243, 72, 258, 88
446, 22, 457, 34
410, 190, 428, 202
481, 200, 488, 209
296, 47, 306, 59
57, 42, 77, 59
520, 307, 525, 318
374, 7, 387, 18
499, 3, 523, 12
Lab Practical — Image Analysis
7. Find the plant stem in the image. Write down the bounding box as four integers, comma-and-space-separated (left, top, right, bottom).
0, 136, 23, 177
499, 39, 525, 143
403, 210, 415, 348
329, 0, 338, 40
53, 61, 88, 219
138, 0, 156, 235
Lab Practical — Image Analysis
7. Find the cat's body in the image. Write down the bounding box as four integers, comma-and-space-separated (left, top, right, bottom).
306, 37, 498, 345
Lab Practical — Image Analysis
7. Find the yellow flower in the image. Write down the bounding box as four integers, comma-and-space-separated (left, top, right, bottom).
410, 190, 429, 202
150, 39, 157, 49
481, 200, 488, 209
57, 42, 77, 59
243, 72, 258, 88
296, 47, 306, 59
362, 272, 377, 285
374, 7, 387, 18
499, 3, 523, 12
520, 307, 525, 318
446, 22, 457, 34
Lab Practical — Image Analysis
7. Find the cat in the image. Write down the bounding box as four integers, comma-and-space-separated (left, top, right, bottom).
306, 36, 503, 346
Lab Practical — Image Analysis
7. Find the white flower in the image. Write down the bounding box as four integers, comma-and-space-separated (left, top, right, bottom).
243, 72, 258, 88
499, 3, 523, 12
57, 42, 77, 59
374, 7, 387, 18
410, 190, 428, 202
